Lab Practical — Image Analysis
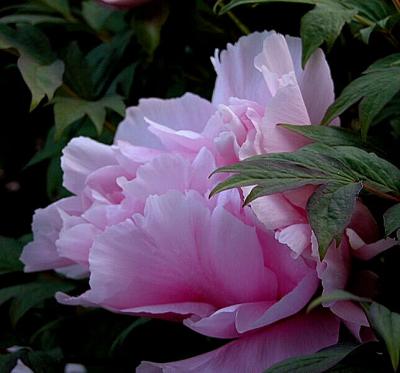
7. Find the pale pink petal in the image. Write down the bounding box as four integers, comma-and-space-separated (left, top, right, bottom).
259, 81, 311, 153
330, 301, 369, 341
317, 239, 351, 295
20, 197, 82, 272
61, 137, 117, 194
56, 222, 100, 266
121, 149, 216, 213
115, 93, 215, 148
85, 165, 127, 204
296, 46, 335, 124
138, 310, 339, 373
212, 31, 272, 106
257, 228, 314, 297
238, 272, 319, 332
61, 191, 275, 318
346, 228, 396, 261
275, 224, 311, 258
249, 193, 306, 231
183, 303, 270, 339
113, 141, 163, 176
185, 271, 318, 338
55, 264, 89, 279
254, 32, 296, 96
146, 120, 213, 156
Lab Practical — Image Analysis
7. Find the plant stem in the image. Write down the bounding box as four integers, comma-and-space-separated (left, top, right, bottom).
363, 183, 400, 203
227, 11, 251, 35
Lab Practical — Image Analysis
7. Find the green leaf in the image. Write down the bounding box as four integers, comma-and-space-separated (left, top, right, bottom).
61, 42, 96, 100
0, 24, 63, 109
346, 0, 395, 22
301, 3, 356, 67
86, 31, 133, 97
0, 24, 55, 64
307, 290, 371, 313
54, 95, 125, 137
0, 236, 23, 275
307, 182, 363, 256
368, 303, 400, 371
0, 280, 76, 324
212, 143, 400, 258
383, 203, 400, 236
322, 57, 400, 139
280, 124, 371, 148
265, 344, 361, 373
18, 56, 64, 110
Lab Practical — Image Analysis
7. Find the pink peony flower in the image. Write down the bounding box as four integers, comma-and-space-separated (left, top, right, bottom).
21, 31, 394, 371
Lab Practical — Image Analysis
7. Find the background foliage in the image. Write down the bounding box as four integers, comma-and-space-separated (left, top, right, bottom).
1, 0, 400, 371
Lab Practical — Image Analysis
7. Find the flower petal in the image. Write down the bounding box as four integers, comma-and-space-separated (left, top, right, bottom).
138, 310, 339, 373
115, 93, 215, 148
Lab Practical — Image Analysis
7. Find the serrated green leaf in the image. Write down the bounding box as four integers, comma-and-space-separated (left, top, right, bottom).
368, 303, 400, 371
336, 145, 400, 193
0, 24, 63, 108
383, 203, 400, 236
280, 124, 370, 148
322, 59, 400, 139
307, 182, 363, 257
86, 31, 133, 97
265, 344, 361, 373
0, 24, 55, 64
0, 236, 23, 275
212, 143, 400, 258
346, 0, 395, 21
307, 290, 371, 313
54, 95, 125, 137
0, 280, 76, 324
62, 42, 96, 100
301, 3, 356, 67
18, 56, 64, 110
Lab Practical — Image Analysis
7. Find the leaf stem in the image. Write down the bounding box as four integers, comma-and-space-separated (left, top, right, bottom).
226, 11, 251, 35
363, 183, 400, 202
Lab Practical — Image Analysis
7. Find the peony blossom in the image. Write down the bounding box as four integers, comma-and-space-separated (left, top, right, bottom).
21, 31, 394, 372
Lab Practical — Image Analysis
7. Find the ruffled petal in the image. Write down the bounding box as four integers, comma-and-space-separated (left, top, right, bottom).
61, 137, 117, 194
138, 310, 339, 373
20, 197, 82, 272
212, 31, 272, 106
115, 93, 215, 148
